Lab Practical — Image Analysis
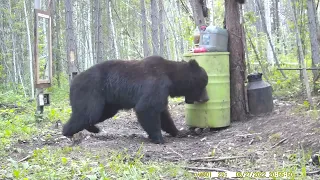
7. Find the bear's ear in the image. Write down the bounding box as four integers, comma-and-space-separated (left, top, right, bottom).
188, 59, 200, 68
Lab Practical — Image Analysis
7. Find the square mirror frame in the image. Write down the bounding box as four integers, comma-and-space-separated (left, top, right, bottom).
34, 9, 52, 89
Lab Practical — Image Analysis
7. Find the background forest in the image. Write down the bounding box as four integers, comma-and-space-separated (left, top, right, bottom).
1, 0, 320, 98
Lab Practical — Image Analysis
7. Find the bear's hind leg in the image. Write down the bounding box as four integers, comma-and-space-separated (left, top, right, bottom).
160, 108, 179, 137
63, 99, 105, 137
63, 112, 89, 137
135, 110, 163, 144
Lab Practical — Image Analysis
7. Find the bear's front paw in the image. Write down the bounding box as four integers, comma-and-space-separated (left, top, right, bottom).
176, 129, 189, 138
85, 125, 101, 133
71, 132, 84, 145
149, 135, 165, 144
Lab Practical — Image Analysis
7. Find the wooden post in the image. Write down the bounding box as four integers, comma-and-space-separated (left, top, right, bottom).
33, 0, 53, 116
34, 0, 43, 115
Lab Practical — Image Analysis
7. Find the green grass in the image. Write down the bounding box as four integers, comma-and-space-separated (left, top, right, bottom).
1, 145, 193, 179
0, 87, 194, 180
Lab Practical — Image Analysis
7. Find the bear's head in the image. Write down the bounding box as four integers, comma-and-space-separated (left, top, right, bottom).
184, 60, 209, 104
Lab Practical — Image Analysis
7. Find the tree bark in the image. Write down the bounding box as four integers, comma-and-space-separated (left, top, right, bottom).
158, 0, 165, 56
307, 0, 320, 94
177, 0, 184, 55
140, 0, 150, 57
150, 0, 159, 55
225, 0, 246, 121
189, 0, 207, 28
8, 0, 18, 85
23, 0, 35, 97
291, 0, 313, 107
65, 0, 79, 84
94, 0, 103, 63
106, 0, 119, 59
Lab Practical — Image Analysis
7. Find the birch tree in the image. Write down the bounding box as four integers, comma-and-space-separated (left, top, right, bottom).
106, 0, 119, 59
256, 0, 286, 78
291, 0, 313, 106
307, 0, 320, 93
140, 0, 150, 57
24, 0, 34, 98
94, 0, 103, 63
151, 0, 159, 55
158, 0, 165, 56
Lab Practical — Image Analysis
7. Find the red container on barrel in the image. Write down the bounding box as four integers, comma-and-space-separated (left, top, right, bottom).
193, 47, 207, 53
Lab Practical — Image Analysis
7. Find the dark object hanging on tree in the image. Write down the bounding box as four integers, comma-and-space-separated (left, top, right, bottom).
246, 73, 274, 115
202, 6, 208, 17
199, 0, 208, 18
235, 0, 246, 4
223, 0, 246, 29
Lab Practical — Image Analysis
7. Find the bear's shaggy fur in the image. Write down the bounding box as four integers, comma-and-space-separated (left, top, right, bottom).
62, 55, 208, 144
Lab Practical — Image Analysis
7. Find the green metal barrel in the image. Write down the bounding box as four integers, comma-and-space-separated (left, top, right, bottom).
183, 52, 230, 128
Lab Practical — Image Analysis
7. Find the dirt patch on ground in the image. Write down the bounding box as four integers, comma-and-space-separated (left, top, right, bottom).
9, 99, 320, 179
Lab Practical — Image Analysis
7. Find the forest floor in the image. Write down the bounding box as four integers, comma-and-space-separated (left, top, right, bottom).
3, 97, 320, 179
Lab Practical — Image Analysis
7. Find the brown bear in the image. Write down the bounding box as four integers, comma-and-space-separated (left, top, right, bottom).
62, 55, 209, 144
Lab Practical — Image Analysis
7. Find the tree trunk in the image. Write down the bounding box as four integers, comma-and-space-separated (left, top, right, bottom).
256, 0, 286, 78
9, 0, 18, 85
158, 0, 165, 56
189, 0, 207, 27
94, 0, 103, 63
225, 0, 246, 121
23, 0, 35, 97
241, 7, 251, 74
291, 0, 313, 107
140, 0, 150, 57
90, 2, 97, 64
107, 0, 119, 59
263, 0, 274, 64
272, 0, 280, 47
176, 0, 184, 54
150, 0, 159, 55
164, 27, 172, 60
56, 0, 62, 87
87, 0, 93, 66
65, 0, 79, 84
307, 0, 320, 94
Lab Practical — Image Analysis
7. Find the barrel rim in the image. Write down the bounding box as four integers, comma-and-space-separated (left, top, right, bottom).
183, 52, 230, 56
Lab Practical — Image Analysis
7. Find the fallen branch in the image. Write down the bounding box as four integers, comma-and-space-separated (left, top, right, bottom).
306, 170, 320, 176
183, 166, 229, 172
189, 155, 248, 162
162, 156, 180, 161
236, 133, 262, 138
270, 138, 287, 149
169, 147, 183, 158
18, 155, 32, 162
249, 139, 254, 145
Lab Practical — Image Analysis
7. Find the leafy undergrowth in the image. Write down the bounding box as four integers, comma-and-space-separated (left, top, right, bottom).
0, 88, 193, 179
0, 88, 71, 157
1, 145, 192, 179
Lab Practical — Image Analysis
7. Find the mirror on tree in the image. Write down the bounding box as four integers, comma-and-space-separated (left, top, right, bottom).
34, 9, 52, 88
